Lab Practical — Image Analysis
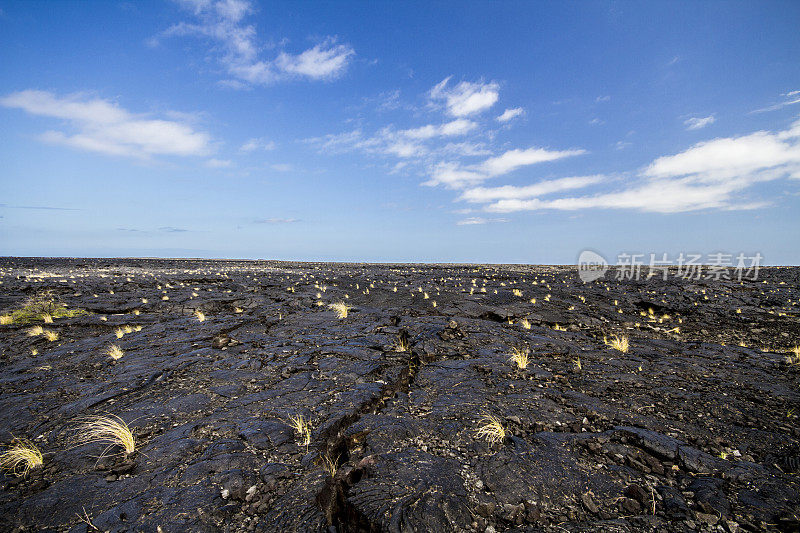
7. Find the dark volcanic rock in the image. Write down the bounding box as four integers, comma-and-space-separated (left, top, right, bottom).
0, 258, 798, 532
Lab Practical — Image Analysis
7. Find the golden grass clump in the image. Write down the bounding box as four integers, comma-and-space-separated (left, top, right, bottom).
475, 414, 507, 445
0, 438, 44, 476
27, 325, 44, 337
287, 415, 312, 447
0, 314, 12, 325
519, 318, 531, 330
322, 453, 339, 478
786, 346, 800, 366
328, 302, 351, 319
43, 330, 59, 342
76, 415, 135, 456
115, 327, 125, 339
395, 332, 411, 352
508, 347, 529, 370
195, 310, 206, 322
604, 334, 629, 353
105, 344, 124, 360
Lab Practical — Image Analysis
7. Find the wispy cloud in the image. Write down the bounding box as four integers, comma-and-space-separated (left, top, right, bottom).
0, 203, 82, 211
306, 118, 480, 160
750, 90, 800, 114
1, 90, 211, 159
240, 137, 276, 152
429, 77, 499, 117
477, 119, 800, 213
205, 158, 232, 168
456, 216, 508, 225
684, 115, 715, 130
459, 176, 604, 203
496, 107, 524, 123
425, 147, 587, 189
253, 217, 299, 224
153, 0, 354, 87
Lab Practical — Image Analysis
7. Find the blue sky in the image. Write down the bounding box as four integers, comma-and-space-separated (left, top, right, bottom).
1, 0, 799, 263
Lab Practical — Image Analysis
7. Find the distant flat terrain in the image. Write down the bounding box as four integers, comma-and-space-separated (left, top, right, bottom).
0, 258, 798, 532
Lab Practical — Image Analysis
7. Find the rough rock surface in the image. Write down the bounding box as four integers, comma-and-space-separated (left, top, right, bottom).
0, 258, 798, 532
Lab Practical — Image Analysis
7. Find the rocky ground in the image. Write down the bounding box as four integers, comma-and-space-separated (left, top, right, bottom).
0, 257, 798, 532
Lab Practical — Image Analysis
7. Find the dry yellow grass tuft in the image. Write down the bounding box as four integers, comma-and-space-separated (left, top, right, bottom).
115, 327, 125, 339
287, 415, 312, 448
27, 325, 44, 337
105, 344, 124, 360
475, 414, 507, 445
43, 330, 59, 342
0, 315, 12, 325
519, 318, 531, 330
195, 310, 206, 322
322, 453, 339, 478
0, 438, 44, 476
328, 302, 351, 319
604, 334, 630, 353
508, 347, 529, 370
76, 415, 135, 456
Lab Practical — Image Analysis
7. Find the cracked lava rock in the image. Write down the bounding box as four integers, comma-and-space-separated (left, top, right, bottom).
0, 258, 799, 532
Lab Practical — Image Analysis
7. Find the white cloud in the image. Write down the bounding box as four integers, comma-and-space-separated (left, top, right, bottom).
1, 90, 212, 159
399, 119, 477, 140
645, 127, 800, 182
424, 146, 586, 189
478, 119, 800, 214
274, 40, 355, 79
240, 137, 276, 152
306, 118, 480, 160
459, 175, 604, 203
751, 90, 800, 113
456, 216, 508, 225
270, 163, 293, 172
496, 107, 524, 123
425, 162, 487, 188
684, 115, 715, 130
429, 77, 499, 117
478, 147, 587, 177
253, 217, 298, 224
483, 178, 768, 214
154, 1, 354, 86
205, 158, 232, 168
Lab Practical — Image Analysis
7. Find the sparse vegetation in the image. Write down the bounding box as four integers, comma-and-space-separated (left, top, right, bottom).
105, 344, 124, 360
475, 414, 507, 445
322, 453, 339, 477
4, 292, 87, 324
604, 334, 630, 353
508, 347, 529, 370
287, 415, 312, 448
75, 415, 136, 456
0, 438, 44, 476
328, 301, 351, 319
